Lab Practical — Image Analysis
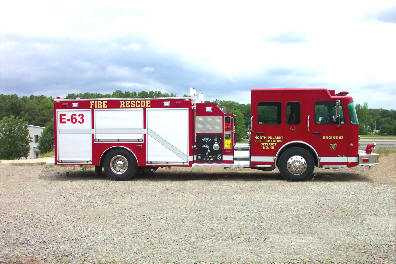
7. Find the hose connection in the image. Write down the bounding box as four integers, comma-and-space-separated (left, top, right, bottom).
366, 142, 376, 154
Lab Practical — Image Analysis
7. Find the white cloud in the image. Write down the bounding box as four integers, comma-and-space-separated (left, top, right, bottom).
121, 43, 140, 51
106, 64, 133, 77
1, 0, 396, 109
143, 67, 154, 72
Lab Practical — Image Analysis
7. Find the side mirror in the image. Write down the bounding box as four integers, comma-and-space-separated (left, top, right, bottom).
333, 100, 341, 125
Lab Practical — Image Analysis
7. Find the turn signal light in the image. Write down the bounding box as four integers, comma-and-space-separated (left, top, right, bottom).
224, 137, 231, 149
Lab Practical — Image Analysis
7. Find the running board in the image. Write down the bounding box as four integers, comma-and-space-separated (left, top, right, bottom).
192, 160, 250, 168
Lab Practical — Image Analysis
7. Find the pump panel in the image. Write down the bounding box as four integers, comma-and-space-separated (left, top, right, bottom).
196, 134, 223, 162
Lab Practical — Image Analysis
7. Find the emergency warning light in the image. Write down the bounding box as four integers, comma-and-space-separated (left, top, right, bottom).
224, 116, 232, 149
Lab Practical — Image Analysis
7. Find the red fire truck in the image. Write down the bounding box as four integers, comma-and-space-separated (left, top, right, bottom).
54, 88, 379, 181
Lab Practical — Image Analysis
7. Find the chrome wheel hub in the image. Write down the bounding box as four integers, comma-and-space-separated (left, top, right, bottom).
110, 155, 128, 174
286, 155, 307, 175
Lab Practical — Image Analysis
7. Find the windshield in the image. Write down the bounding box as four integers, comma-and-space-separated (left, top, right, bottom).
347, 101, 359, 124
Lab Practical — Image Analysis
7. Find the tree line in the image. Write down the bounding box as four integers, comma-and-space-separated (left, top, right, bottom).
0, 91, 395, 159
355, 102, 396, 135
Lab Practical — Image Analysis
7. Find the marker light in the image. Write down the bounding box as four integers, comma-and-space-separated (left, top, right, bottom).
224, 134, 231, 149
225, 117, 231, 131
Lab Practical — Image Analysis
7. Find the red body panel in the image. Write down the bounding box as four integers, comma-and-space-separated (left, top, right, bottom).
54, 97, 234, 167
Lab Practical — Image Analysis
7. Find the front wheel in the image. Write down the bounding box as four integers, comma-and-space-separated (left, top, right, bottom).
278, 148, 315, 181
103, 149, 137, 181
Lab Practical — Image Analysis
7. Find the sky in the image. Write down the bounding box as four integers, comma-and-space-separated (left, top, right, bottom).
1, 0, 396, 109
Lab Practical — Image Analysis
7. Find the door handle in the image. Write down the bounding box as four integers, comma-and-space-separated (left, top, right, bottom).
290, 127, 296, 130
256, 131, 264, 134
313, 131, 321, 134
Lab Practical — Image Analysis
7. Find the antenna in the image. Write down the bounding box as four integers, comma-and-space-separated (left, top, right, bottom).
190, 88, 196, 98
198, 93, 204, 103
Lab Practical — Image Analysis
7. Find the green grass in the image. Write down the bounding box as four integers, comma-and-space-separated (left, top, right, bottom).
360, 134, 396, 140
375, 148, 396, 156
39, 151, 54, 158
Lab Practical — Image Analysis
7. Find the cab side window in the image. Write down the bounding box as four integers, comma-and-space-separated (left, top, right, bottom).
314, 101, 345, 125
258, 102, 282, 125
286, 102, 300, 125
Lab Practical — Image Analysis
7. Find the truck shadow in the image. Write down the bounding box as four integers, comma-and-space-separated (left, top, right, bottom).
312, 171, 372, 182
136, 170, 285, 181
41, 166, 373, 183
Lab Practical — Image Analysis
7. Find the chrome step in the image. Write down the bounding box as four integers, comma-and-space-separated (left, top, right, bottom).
234, 150, 250, 160
234, 143, 250, 151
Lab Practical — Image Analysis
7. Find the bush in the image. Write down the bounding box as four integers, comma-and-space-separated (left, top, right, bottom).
38, 120, 54, 154
0, 115, 32, 159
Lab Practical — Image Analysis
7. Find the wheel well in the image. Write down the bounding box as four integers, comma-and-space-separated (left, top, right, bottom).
276, 142, 318, 168
99, 147, 138, 167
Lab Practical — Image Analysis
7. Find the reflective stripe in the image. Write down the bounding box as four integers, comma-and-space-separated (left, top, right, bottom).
223, 155, 233, 161
320, 157, 358, 163
251, 156, 276, 162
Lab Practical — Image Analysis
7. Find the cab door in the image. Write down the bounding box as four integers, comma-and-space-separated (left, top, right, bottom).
310, 100, 348, 166
283, 91, 310, 145
251, 91, 283, 166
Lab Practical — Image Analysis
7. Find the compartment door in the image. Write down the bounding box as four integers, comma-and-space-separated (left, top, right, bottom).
146, 108, 189, 164
57, 110, 92, 163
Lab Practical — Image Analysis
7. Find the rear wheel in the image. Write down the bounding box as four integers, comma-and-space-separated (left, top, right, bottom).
95, 166, 102, 176
103, 149, 137, 181
278, 148, 314, 181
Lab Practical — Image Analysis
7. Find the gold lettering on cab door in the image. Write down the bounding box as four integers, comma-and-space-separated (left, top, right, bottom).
323, 136, 343, 140
255, 135, 283, 149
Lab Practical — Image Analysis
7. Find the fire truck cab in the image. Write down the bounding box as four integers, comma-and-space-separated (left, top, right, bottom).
54, 88, 378, 181
249, 88, 378, 180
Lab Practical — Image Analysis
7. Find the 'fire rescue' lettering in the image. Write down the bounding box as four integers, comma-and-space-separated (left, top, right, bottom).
120, 100, 151, 108
90, 101, 107, 109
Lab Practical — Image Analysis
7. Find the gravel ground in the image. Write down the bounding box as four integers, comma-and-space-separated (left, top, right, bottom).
0, 155, 395, 263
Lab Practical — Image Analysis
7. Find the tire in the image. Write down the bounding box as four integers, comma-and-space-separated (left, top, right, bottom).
103, 149, 137, 181
278, 147, 315, 181
95, 166, 102, 176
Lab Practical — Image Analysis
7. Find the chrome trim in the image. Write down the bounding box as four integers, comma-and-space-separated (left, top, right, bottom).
223, 155, 234, 161
58, 129, 91, 134
320, 157, 349, 162
251, 156, 276, 162
322, 165, 347, 169
286, 155, 308, 175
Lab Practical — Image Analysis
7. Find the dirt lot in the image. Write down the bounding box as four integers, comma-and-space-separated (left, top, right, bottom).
0, 154, 395, 263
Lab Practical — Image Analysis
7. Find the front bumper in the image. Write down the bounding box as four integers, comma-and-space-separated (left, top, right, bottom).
358, 150, 379, 166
